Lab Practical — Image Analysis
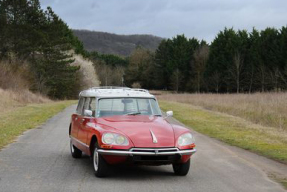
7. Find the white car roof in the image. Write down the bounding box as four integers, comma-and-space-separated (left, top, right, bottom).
79, 87, 155, 98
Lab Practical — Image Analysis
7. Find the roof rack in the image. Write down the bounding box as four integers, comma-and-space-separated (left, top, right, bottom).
131, 88, 149, 93
79, 86, 152, 97
91, 86, 130, 90
90, 86, 149, 93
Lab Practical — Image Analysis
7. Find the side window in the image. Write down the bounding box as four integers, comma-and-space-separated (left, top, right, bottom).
90, 98, 96, 116
82, 97, 90, 115
76, 98, 84, 114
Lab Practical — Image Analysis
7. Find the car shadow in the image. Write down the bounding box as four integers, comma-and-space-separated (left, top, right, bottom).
78, 154, 175, 180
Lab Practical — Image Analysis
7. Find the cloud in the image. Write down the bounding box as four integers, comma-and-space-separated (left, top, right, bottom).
39, 0, 287, 42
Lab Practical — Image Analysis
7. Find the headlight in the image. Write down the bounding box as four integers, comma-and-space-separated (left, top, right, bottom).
177, 133, 195, 146
102, 133, 114, 144
102, 133, 129, 146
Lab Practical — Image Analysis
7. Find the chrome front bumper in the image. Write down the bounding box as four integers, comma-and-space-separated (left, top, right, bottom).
97, 147, 196, 156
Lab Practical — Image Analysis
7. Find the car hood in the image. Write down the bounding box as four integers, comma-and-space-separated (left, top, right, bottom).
97, 115, 175, 148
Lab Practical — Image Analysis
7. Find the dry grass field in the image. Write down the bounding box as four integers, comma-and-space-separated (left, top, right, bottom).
157, 92, 287, 164
0, 88, 50, 113
157, 92, 287, 131
0, 88, 76, 149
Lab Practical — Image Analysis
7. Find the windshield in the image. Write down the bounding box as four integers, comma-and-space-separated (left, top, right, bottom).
97, 98, 162, 117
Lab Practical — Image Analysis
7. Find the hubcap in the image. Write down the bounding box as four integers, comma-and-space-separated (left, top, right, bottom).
93, 148, 99, 171
70, 140, 74, 153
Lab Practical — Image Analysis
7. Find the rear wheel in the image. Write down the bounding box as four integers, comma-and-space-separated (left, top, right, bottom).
172, 159, 190, 176
70, 139, 82, 158
93, 143, 109, 177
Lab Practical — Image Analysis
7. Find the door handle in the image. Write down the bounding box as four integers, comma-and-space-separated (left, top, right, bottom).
81, 119, 85, 123
75, 117, 78, 121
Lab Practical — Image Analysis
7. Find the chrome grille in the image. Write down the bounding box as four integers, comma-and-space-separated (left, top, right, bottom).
130, 148, 178, 155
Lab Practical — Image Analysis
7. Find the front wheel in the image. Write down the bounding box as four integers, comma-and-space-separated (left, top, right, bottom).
70, 139, 82, 158
93, 143, 109, 177
172, 159, 190, 176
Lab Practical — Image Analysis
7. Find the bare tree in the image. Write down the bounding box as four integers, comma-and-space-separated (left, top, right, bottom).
94, 59, 126, 86
193, 44, 209, 92
210, 70, 221, 93
111, 66, 125, 86
248, 64, 254, 93
279, 66, 287, 89
94, 60, 112, 86
229, 52, 244, 93
258, 64, 266, 92
270, 67, 280, 92
125, 47, 154, 87
170, 68, 183, 92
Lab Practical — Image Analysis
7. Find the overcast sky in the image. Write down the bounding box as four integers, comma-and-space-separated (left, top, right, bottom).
39, 0, 287, 42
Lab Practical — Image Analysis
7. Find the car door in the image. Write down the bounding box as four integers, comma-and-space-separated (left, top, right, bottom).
71, 97, 84, 138
77, 97, 89, 147
77, 97, 96, 148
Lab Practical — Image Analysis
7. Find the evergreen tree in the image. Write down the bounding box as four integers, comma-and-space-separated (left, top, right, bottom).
258, 28, 280, 91
154, 35, 199, 91
0, 0, 82, 99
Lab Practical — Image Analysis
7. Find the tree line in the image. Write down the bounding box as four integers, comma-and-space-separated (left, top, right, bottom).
121, 27, 287, 93
0, 0, 87, 99
2, 0, 286, 95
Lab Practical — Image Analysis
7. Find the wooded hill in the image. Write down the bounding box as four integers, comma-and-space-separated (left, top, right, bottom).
72, 30, 163, 56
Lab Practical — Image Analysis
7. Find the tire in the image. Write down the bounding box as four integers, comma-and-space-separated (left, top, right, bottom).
70, 139, 82, 158
172, 159, 190, 176
92, 143, 109, 177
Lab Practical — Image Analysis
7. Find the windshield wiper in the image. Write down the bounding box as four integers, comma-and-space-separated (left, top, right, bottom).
126, 112, 141, 115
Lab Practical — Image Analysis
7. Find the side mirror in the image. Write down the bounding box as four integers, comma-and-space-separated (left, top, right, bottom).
166, 111, 173, 118
84, 109, 93, 117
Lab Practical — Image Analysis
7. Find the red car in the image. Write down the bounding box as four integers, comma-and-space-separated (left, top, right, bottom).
69, 87, 196, 177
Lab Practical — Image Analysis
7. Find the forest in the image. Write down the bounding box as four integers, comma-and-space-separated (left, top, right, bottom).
94, 27, 287, 93
1, 0, 287, 98
121, 28, 287, 93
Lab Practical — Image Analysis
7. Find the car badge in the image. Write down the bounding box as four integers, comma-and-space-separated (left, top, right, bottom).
150, 129, 158, 143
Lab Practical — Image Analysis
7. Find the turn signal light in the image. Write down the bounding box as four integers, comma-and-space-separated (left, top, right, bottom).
101, 145, 113, 149
190, 143, 196, 148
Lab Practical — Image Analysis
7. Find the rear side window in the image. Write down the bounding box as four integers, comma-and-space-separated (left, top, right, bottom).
82, 97, 96, 116
90, 98, 96, 116
76, 98, 84, 114
82, 97, 91, 115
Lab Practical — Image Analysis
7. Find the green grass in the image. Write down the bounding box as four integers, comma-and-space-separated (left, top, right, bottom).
280, 179, 287, 189
268, 173, 287, 190
159, 100, 287, 164
0, 100, 76, 149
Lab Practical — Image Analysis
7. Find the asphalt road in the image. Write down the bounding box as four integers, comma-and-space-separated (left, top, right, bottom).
0, 105, 286, 192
